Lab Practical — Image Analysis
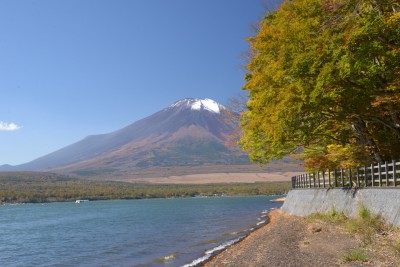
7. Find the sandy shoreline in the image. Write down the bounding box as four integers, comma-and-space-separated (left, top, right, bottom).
270, 197, 286, 202
202, 209, 361, 267
202, 208, 400, 267
202, 209, 284, 267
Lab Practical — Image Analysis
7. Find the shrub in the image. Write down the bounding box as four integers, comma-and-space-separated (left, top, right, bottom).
342, 249, 369, 263
346, 205, 389, 245
391, 239, 400, 257
307, 208, 348, 224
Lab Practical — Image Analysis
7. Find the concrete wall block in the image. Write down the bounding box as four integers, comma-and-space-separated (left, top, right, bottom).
282, 188, 400, 226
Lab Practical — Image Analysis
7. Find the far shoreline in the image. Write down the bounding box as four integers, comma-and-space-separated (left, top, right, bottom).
0, 172, 291, 204
0, 193, 287, 206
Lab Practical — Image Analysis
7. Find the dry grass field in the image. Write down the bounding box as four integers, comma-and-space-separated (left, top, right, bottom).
82, 161, 304, 184
135, 172, 300, 184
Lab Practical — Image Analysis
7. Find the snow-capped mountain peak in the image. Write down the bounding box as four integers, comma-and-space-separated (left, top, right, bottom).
170, 98, 225, 114
1, 97, 247, 173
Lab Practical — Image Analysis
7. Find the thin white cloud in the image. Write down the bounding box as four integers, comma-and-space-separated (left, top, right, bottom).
0, 121, 22, 131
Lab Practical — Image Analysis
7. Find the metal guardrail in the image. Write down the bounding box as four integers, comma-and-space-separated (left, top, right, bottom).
291, 160, 400, 189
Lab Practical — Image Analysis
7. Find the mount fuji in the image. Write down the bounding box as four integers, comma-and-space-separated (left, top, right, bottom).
0, 98, 251, 175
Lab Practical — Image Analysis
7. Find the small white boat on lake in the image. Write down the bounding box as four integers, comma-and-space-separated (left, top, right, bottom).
75, 199, 89, 203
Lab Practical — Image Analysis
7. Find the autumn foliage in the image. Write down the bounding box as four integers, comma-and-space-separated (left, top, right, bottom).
240, 0, 400, 171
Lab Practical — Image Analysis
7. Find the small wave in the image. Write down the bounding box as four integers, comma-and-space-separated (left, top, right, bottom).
181, 254, 211, 267
155, 253, 177, 263
183, 206, 276, 267
260, 208, 274, 220
256, 220, 266, 226
164, 254, 176, 261
205, 237, 242, 255
223, 228, 249, 237
190, 239, 218, 247
181, 237, 243, 267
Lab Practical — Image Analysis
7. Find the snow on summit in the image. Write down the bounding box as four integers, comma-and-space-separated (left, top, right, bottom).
191, 99, 221, 113
171, 98, 225, 114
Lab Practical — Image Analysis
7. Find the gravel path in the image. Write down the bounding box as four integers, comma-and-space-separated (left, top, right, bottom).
203, 209, 359, 267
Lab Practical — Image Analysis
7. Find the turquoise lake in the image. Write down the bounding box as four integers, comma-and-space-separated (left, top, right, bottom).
0, 196, 282, 266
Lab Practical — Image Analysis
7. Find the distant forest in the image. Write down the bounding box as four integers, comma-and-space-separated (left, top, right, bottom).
0, 172, 289, 204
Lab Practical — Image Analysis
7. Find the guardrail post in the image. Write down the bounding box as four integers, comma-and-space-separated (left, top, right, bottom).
328, 170, 331, 188
385, 161, 389, 186
313, 173, 316, 188
334, 169, 338, 188
378, 162, 382, 187
300, 174, 303, 188
304, 173, 308, 188
356, 167, 360, 187
393, 160, 397, 187
371, 163, 375, 187
340, 169, 344, 188
298, 175, 301, 188
323, 171, 326, 188
364, 166, 368, 187
299, 174, 302, 188
317, 171, 321, 188
349, 168, 352, 188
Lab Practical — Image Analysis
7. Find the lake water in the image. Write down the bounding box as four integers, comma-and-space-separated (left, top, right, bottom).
0, 196, 282, 267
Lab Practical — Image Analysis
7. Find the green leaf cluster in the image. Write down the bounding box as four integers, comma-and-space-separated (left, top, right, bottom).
240, 0, 400, 170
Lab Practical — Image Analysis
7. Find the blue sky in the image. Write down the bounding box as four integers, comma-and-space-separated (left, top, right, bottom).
0, 0, 281, 165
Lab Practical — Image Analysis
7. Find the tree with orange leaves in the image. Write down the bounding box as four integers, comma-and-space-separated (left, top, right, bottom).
240, 0, 400, 170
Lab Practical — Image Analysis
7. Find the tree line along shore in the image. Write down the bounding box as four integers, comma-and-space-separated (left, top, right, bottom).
0, 172, 290, 204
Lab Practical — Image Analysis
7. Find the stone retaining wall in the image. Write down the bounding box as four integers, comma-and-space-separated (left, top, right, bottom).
281, 188, 400, 226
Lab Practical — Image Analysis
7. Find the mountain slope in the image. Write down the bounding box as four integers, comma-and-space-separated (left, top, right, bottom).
2, 98, 250, 173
